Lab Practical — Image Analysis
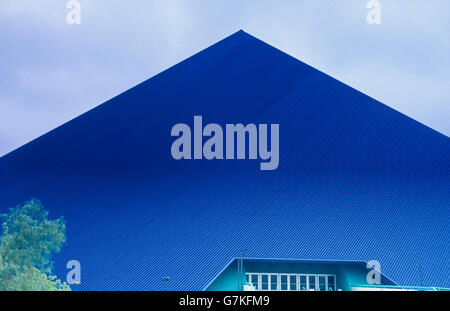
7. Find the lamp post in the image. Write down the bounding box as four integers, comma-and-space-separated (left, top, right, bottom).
417, 262, 424, 287
163, 276, 171, 291
238, 248, 247, 291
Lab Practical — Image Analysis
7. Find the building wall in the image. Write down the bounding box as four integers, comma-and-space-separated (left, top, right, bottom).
206, 260, 244, 291
205, 260, 396, 291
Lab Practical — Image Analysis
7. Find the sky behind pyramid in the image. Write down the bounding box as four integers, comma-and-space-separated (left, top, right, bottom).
1, 0, 449, 157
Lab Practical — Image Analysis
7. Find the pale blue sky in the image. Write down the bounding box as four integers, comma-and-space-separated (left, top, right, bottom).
0, 0, 449, 156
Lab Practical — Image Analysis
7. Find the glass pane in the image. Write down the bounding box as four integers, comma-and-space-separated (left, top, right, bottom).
246, 274, 249, 283
251, 275, 259, 290
308, 276, 316, 290
280, 275, 288, 290
289, 275, 297, 291
261, 275, 269, 290
319, 276, 326, 291
300, 275, 307, 291
270, 275, 278, 290
328, 276, 335, 291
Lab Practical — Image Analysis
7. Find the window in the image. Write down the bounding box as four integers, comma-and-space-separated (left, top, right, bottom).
289, 275, 297, 291
270, 275, 278, 290
251, 274, 259, 290
245, 273, 336, 291
280, 275, 288, 290
319, 276, 326, 291
300, 275, 307, 291
308, 276, 316, 291
261, 275, 269, 290
328, 276, 335, 291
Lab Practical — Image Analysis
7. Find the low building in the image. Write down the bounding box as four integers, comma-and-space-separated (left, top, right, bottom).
205, 258, 448, 291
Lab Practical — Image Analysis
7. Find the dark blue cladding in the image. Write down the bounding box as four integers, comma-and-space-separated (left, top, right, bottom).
0, 31, 448, 290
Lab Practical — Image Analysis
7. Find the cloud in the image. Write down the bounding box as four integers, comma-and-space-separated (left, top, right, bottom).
336, 60, 450, 135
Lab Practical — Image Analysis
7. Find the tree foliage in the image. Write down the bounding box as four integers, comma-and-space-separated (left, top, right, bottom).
0, 199, 70, 291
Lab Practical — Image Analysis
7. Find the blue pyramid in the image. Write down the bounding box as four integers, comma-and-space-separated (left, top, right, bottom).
0, 30, 448, 290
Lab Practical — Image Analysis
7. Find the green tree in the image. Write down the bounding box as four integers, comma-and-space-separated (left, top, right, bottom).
0, 199, 70, 291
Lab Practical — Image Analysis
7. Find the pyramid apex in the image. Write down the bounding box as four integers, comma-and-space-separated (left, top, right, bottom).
232, 29, 251, 37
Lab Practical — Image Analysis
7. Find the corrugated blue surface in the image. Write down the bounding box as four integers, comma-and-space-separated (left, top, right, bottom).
0, 30, 448, 290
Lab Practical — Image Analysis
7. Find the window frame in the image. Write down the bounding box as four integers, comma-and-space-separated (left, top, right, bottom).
245, 272, 336, 291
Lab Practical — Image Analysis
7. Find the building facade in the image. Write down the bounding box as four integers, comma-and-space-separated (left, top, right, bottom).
205, 258, 448, 291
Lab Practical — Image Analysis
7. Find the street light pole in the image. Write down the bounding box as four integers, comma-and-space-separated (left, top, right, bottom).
162, 276, 171, 291
238, 248, 247, 291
